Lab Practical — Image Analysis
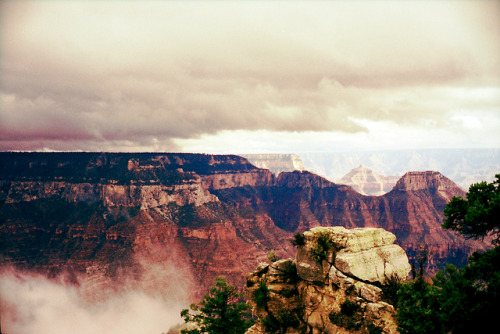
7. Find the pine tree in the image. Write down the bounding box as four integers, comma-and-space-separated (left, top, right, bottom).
180, 276, 254, 334
397, 175, 500, 333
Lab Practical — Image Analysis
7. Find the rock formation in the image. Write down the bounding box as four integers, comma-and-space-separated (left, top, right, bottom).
336, 166, 400, 196
245, 226, 411, 334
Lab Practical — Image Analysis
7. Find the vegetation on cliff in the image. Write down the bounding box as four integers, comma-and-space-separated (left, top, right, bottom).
443, 174, 500, 244
180, 276, 254, 334
396, 175, 499, 333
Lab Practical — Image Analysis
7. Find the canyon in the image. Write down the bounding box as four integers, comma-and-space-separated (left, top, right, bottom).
0, 152, 490, 302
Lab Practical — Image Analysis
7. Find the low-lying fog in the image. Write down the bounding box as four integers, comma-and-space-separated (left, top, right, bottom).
0, 267, 189, 334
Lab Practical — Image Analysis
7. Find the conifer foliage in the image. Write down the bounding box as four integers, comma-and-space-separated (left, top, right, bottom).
443, 174, 500, 244
396, 175, 500, 333
180, 276, 254, 334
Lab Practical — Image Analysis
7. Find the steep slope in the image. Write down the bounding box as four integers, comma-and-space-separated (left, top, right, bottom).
213, 170, 485, 271
336, 165, 400, 196
0, 153, 489, 299
0, 152, 291, 298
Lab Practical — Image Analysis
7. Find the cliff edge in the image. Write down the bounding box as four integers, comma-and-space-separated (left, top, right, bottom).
245, 227, 411, 334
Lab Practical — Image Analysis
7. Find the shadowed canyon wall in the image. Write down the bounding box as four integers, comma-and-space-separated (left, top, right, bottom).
0, 153, 490, 301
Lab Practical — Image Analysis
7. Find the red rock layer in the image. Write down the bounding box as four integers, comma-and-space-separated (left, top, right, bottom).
0, 153, 489, 298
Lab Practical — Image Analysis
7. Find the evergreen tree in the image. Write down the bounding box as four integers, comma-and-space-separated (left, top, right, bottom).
443, 174, 500, 244
180, 276, 254, 334
397, 175, 500, 333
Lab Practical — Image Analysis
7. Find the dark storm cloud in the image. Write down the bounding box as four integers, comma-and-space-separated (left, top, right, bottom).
1, 1, 499, 151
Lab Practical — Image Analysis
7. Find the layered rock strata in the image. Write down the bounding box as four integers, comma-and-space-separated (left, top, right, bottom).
245, 227, 411, 334
0, 153, 489, 299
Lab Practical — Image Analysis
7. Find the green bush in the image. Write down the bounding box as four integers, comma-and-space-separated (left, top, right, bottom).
180, 276, 253, 334
262, 315, 280, 332
329, 298, 362, 330
396, 176, 500, 333
366, 323, 384, 334
311, 231, 332, 262
267, 249, 278, 262
340, 298, 360, 316
290, 232, 306, 246
253, 281, 269, 309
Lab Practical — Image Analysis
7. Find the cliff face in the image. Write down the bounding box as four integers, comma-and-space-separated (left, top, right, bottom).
215, 170, 484, 271
0, 153, 290, 298
245, 227, 411, 334
0, 153, 488, 299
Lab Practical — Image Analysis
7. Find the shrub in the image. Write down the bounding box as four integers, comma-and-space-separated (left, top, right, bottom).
253, 281, 269, 309
382, 274, 403, 306
276, 309, 301, 330
340, 297, 360, 316
262, 315, 280, 332
311, 231, 332, 262
267, 249, 278, 262
180, 276, 253, 334
290, 232, 306, 246
366, 323, 384, 334
278, 288, 298, 298
329, 298, 362, 330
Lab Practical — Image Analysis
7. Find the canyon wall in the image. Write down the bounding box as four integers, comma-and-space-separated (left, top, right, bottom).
0, 153, 489, 299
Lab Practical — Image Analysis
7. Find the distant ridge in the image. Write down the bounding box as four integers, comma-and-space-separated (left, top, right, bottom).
241, 153, 306, 174
336, 165, 400, 196
298, 149, 500, 190
243, 149, 500, 190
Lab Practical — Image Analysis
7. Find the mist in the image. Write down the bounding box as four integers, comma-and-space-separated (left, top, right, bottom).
0, 268, 187, 334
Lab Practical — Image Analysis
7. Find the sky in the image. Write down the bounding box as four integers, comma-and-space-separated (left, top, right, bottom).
1, 0, 499, 154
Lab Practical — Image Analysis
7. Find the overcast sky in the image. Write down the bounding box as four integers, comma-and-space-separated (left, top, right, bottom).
1, 1, 499, 153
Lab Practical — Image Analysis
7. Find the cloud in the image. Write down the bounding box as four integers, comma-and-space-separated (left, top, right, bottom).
0, 244, 196, 334
0, 269, 186, 334
1, 1, 499, 152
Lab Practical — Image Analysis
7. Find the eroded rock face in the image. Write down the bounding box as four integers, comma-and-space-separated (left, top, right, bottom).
0, 152, 487, 301
245, 227, 411, 334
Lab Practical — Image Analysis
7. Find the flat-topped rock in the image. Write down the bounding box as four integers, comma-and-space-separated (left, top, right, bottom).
297, 226, 410, 284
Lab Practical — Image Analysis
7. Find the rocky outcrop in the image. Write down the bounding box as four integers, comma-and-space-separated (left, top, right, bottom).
201, 169, 274, 190
245, 227, 411, 334
337, 166, 400, 196
391, 171, 464, 201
